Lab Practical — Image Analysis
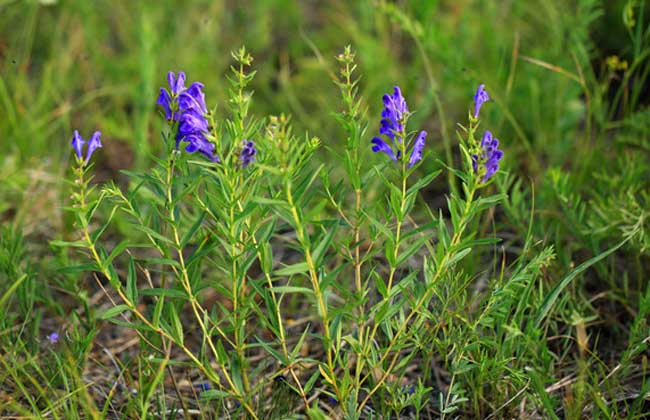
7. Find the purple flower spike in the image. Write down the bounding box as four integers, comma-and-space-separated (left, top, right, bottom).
384, 86, 409, 118
380, 86, 409, 143
240, 140, 257, 168
71, 130, 85, 159
46, 332, 59, 344
473, 84, 489, 118
472, 130, 503, 182
371, 86, 428, 167
408, 131, 427, 168
158, 70, 220, 162
85, 131, 102, 163
371, 137, 398, 161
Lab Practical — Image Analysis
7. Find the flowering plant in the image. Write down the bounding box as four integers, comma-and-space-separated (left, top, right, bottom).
58, 46, 556, 419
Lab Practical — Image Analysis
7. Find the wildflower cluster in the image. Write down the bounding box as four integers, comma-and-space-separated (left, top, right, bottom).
469, 84, 503, 182
472, 130, 503, 182
157, 71, 219, 162
63, 48, 514, 419
371, 86, 426, 168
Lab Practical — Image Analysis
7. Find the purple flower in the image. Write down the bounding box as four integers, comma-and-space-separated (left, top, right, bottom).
158, 72, 205, 120
175, 106, 219, 162
472, 130, 503, 182
408, 131, 427, 168
70, 130, 102, 164
371, 86, 427, 166
168, 71, 186, 95
240, 140, 257, 168
473, 84, 489, 118
157, 71, 220, 162
71, 130, 85, 159
371, 137, 398, 161
380, 86, 409, 143
178, 110, 210, 139
46, 332, 59, 344
156, 88, 173, 120
157, 71, 186, 121
179, 82, 207, 115
182, 133, 220, 162
85, 131, 102, 163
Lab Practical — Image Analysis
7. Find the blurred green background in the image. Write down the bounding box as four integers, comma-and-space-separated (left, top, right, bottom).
0, 0, 628, 173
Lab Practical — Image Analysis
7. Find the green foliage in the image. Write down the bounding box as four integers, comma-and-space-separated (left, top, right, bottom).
1, 0, 649, 418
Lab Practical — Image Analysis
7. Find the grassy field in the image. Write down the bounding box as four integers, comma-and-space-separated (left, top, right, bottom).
1, 0, 649, 418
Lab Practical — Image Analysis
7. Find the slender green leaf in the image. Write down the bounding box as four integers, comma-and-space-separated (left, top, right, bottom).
126, 256, 138, 304
100, 305, 131, 320
275, 262, 309, 276
534, 238, 629, 327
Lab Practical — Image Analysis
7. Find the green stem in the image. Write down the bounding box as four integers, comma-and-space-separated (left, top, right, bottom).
365, 127, 409, 372
163, 159, 247, 397
285, 181, 340, 399
74, 161, 259, 419
229, 175, 250, 393
358, 178, 479, 413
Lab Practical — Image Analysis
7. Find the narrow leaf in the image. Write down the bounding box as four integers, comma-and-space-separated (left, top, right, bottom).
100, 304, 131, 320
534, 238, 628, 327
